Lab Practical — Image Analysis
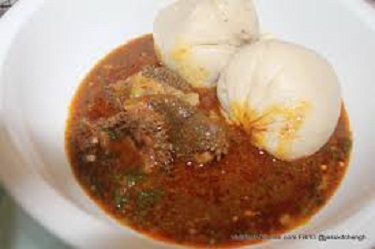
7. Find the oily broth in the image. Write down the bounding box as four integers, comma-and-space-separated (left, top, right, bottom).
65, 35, 352, 247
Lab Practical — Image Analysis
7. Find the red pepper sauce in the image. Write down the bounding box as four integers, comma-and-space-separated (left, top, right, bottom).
66, 35, 352, 248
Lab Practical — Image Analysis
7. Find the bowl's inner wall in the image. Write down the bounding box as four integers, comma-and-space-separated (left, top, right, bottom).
1, 0, 375, 247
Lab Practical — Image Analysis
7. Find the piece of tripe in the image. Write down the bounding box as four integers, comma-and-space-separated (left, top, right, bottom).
217, 39, 342, 161
153, 0, 260, 88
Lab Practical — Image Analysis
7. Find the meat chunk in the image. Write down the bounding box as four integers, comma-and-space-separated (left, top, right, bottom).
92, 104, 173, 173
98, 67, 229, 169
105, 66, 199, 110
124, 95, 229, 164
178, 111, 229, 163
141, 66, 194, 93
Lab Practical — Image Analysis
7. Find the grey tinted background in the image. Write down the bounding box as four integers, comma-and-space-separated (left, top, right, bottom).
0, 187, 69, 249
0, 0, 17, 17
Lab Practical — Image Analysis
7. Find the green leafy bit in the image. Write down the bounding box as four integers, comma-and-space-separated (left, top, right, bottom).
126, 170, 147, 188
114, 169, 147, 187
136, 189, 165, 210
115, 190, 129, 209
341, 137, 352, 154
107, 130, 121, 141
101, 127, 123, 141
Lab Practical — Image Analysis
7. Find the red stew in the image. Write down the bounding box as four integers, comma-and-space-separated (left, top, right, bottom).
66, 35, 352, 248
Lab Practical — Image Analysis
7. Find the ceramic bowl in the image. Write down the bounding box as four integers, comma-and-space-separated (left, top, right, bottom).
0, 0, 375, 248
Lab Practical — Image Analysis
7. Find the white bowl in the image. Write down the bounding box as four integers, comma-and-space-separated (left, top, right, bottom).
0, 0, 375, 248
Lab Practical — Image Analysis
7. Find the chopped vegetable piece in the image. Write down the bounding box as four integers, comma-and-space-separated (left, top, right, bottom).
341, 137, 352, 154
126, 169, 147, 187
115, 190, 129, 209
136, 189, 165, 209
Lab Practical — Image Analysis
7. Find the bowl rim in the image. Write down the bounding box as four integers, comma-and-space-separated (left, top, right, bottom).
0, 0, 375, 248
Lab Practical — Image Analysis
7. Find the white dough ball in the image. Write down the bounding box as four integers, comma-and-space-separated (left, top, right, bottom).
153, 0, 260, 88
218, 39, 342, 161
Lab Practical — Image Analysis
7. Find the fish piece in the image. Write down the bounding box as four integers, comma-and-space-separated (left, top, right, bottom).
124, 95, 229, 164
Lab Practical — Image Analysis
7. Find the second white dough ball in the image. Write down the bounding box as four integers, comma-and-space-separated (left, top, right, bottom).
218, 39, 342, 161
153, 0, 260, 88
